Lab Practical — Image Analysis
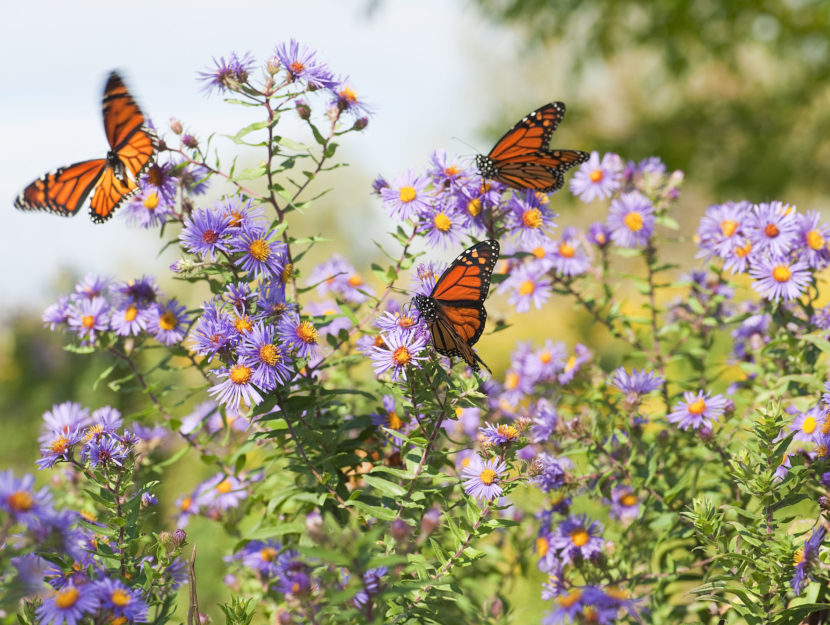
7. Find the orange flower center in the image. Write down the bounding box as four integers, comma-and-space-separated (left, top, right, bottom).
558, 242, 575, 258
339, 86, 357, 103
496, 424, 519, 440
56, 587, 80, 608
289, 61, 305, 74
536, 536, 549, 556
347, 274, 363, 287
570, 528, 589, 547
519, 280, 536, 296
522, 208, 543, 229
772, 265, 791, 282
764, 223, 779, 238
735, 241, 752, 258
123, 306, 138, 322
386, 411, 404, 430
261, 547, 277, 562
82, 314, 96, 329
687, 398, 706, 415
557, 589, 583, 608
7, 490, 34, 511
505, 372, 519, 390
248, 238, 270, 261
229, 364, 252, 385
216, 479, 232, 494
297, 321, 318, 344
621, 494, 637, 507
532, 246, 546, 259
539, 351, 552, 364
467, 198, 482, 217
720, 220, 738, 237
234, 316, 253, 334
180, 496, 192, 511
159, 310, 178, 331
589, 169, 604, 183
50, 436, 69, 454
260, 344, 280, 366
111, 589, 131, 607
392, 346, 412, 366
444, 165, 460, 177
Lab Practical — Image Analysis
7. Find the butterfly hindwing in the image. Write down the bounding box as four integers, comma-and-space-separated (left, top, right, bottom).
89, 167, 139, 223
15, 159, 107, 217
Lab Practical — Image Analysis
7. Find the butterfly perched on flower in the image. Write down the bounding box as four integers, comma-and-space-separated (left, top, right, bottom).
475, 102, 588, 193
15, 70, 157, 223
412, 239, 499, 374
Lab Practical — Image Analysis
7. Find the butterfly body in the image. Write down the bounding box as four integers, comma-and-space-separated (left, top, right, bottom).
412, 239, 500, 374
476, 102, 588, 193
15, 71, 157, 223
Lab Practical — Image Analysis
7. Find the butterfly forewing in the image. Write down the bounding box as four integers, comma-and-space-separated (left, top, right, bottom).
487, 102, 566, 161
431, 240, 499, 303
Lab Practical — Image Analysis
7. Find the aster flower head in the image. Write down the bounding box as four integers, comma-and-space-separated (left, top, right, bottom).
371, 395, 410, 446
420, 200, 465, 249
148, 298, 189, 346
667, 390, 728, 431
41, 402, 91, 442
217, 195, 266, 230
749, 258, 811, 302
111, 300, 151, 336
558, 343, 592, 385
67, 297, 110, 344
0, 470, 52, 528
198, 51, 255, 94
609, 486, 640, 521
508, 190, 557, 245
429, 149, 467, 188
230, 225, 286, 280
570, 151, 623, 202
462, 454, 508, 501
353, 566, 388, 608
797, 210, 830, 269
479, 422, 522, 448
36, 584, 99, 625
43, 296, 72, 330
549, 514, 604, 565
369, 328, 427, 381
747, 201, 798, 257
140, 161, 177, 204
308, 254, 373, 304
411, 260, 448, 297
329, 77, 371, 117
236, 539, 283, 578
123, 185, 175, 229
609, 367, 664, 408
607, 192, 655, 248
208, 361, 263, 411
792, 526, 826, 595
94, 578, 149, 622
532, 453, 573, 493
549, 227, 591, 277
587, 221, 611, 248
274, 39, 336, 89
790, 405, 823, 443
380, 170, 430, 221
238, 322, 292, 391
530, 399, 558, 443
73, 273, 112, 301
696, 201, 751, 259
180, 206, 233, 261
722, 237, 756, 274
83, 435, 127, 468
504, 264, 552, 313
278, 311, 320, 359
375, 309, 422, 336
542, 585, 630, 625
189, 301, 237, 359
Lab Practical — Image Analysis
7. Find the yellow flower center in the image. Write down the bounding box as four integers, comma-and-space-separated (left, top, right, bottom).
123, 306, 138, 322
821, 418, 830, 435
50, 436, 69, 454
281, 263, 294, 285
259, 344, 280, 366
228, 211, 244, 227
297, 321, 318, 344
7, 490, 34, 511
234, 316, 253, 334
143, 192, 159, 210
558, 242, 575, 258
433, 212, 452, 232
794, 548, 804, 565
347, 274, 363, 287
444, 165, 460, 177
583, 606, 599, 622
159, 310, 178, 331
82, 314, 95, 329
589, 169, 604, 183
803, 416, 818, 434
112, 617, 128, 625
557, 589, 583, 608
497, 424, 519, 440
56, 587, 80, 608
818, 444, 830, 459
467, 198, 482, 217
261, 547, 277, 561
720, 220, 738, 237
772, 265, 791, 282
180, 496, 192, 511
687, 398, 706, 415
290, 61, 305, 74
248, 238, 271, 261
397, 315, 415, 329
764, 223, 779, 238
564, 354, 577, 372
399, 186, 417, 203
532, 246, 546, 259
624, 211, 643, 232
621, 494, 637, 507
216, 479, 232, 494
392, 346, 412, 366
539, 351, 552, 364
479, 468, 497, 485
735, 241, 752, 258
339, 86, 357, 102
519, 280, 536, 296
111, 589, 131, 607
808, 230, 825, 250
522, 208, 543, 229
229, 364, 252, 385
505, 372, 519, 390
570, 528, 589, 547
386, 411, 404, 430
536, 536, 549, 556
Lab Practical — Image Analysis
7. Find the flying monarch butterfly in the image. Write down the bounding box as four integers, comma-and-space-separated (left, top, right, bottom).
475, 102, 588, 193
15, 70, 158, 223
412, 239, 500, 374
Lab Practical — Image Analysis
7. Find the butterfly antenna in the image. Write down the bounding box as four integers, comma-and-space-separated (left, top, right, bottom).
450, 136, 482, 160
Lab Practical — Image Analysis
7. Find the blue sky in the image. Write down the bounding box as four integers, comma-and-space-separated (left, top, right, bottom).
1, 1, 526, 312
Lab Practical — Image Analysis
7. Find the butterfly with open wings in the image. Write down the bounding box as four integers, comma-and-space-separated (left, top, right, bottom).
475, 102, 588, 193
15, 71, 157, 223
412, 239, 500, 374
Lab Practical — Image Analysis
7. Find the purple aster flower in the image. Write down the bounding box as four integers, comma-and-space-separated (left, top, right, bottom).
369, 328, 427, 381
774, 453, 792, 483
224, 282, 254, 315
140, 161, 177, 205
274, 39, 336, 88
380, 170, 430, 221
89, 406, 122, 432
189, 301, 237, 359
371, 395, 409, 446
180, 162, 210, 195
420, 201, 465, 249
308, 254, 372, 304
67, 297, 110, 343
792, 526, 825, 595
508, 190, 557, 245
411, 261, 448, 297
256, 278, 290, 319
40, 402, 90, 442
330, 78, 371, 117
609, 486, 639, 521
667, 390, 728, 431
114, 275, 159, 306
532, 453, 573, 492
503, 264, 552, 312
111, 301, 151, 336
790, 405, 823, 442
696, 201, 750, 259
141, 492, 158, 507
549, 227, 591, 276
148, 298, 189, 345
230, 225, 286, 280
238, 322, 292, 391
201, 472, 248, 512
535, 528, 559, 573
11, 553, 49, 595
236, 539, 283, 578
36, 584, 98, 625
813, 305, 830, 330
542, 586, 630, 625
607, 192, 655, 248
84, 435, 127, 468
722, 237, 755, 274
569, 151, 623, 202
452, 183, 495, 234
609, 367, 664, 407
749, 258, 811, 301
218, 195, 266, 231
549, 514, 604, 564
479, 423, 521, 447
277, 312, 320, 359
123, 185, 174, 229
375, 309, 421, 336
797, 210, 830, 269
95, 578, 149, 622
73, 273, 111, 301
0, 470, 52, 528
353, 566, 387, 608
746, 201, 798, 257
428, 149, 467, 188
208, 361, 263, 410
587, 221, 611, 248
558, 343, 591, 385
43, 295, 72, 330
198, 51, 255, 94
499, 366, 535, 408
523, 340, 567, 383
529, 399, 558, 443
461, 455, 508, 501
37, 427, 84, 469
180, 206, 233, 261
276, 556, 313, 597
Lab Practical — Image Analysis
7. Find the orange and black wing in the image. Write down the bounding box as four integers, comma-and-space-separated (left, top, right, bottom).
89, 167, 139, 223
431, 239, 500, 304
15, 159, 107, 217
487, 102, 567, 161
103, 71, 157, 172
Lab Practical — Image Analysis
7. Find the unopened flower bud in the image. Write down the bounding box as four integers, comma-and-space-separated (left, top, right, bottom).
199, 613, 210, 625
822, 472, 830, 488
390, 518, 410, 542
295, 100, 311, 120
169, 118, 183, 134
182, 134, 199, 149
486, 597, 503, 618
305, 510, 324, 542
266, 56, 280, 75
277, 611, 294, 625
352, 116, 369, 131
723, 400, 735, 418
420, 508, 441, 538
173, 528, 187, 547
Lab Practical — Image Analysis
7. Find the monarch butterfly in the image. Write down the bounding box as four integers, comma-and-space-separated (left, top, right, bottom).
15, 71, 157, 223
475, 102, 588, 193
412, 239, 500, 374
